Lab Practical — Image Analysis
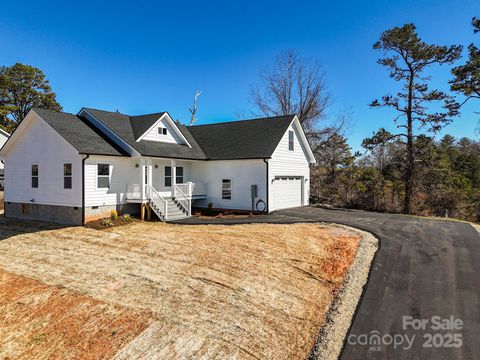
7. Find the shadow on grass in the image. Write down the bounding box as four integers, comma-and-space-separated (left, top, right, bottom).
0, 214, 69, 242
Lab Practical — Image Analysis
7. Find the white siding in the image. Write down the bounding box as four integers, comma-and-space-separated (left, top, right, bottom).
84, 156, 140, 207
268, 122, 310, 211
151, 159, 192, 196
141, 118, 183, 144
0, 132, 8, 171
190, 159, 267, 211
3, 114, 82, 206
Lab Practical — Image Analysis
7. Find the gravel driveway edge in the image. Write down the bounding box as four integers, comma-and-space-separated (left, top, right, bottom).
309, 225, 379, 360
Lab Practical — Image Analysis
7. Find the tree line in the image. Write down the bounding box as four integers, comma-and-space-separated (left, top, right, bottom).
251, 18, 479, 221
1, 18, 478, 221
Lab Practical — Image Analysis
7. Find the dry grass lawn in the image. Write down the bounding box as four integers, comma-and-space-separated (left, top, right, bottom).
0, 220, 360, 359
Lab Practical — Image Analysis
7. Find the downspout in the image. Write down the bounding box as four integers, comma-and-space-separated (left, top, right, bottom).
263, 158, 269, 213
81, 154, 90, 225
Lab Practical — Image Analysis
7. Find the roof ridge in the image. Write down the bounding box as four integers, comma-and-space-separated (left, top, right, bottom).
188, 114, 295, 128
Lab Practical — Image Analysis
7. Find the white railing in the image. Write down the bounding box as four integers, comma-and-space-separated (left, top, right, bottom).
192, 182, 206, 196
126, 184, 142, 200
176, 182, 206, 197
176, 183, 192, 197
147, 185, 168, 219
174, 184, 191, 216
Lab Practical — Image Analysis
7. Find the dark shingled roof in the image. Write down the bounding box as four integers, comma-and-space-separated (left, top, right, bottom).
33, 108, 127, 156
187, 115, 295, 160
84, 108, 206, 160
33, 108, 296, 160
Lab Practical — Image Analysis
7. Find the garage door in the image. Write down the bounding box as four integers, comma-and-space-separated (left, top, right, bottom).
272, 176, 303, 210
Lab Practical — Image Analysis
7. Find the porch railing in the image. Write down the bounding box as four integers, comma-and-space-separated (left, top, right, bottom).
147, 185, 168, 219
174, 184, 191, 216
126, 184, 142, 200
176, 182, 206, 197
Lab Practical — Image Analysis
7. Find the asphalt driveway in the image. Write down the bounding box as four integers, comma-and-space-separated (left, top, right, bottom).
174, 206, 480, 359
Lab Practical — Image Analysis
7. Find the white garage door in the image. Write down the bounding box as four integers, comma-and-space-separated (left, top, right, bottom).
272, 176, 303, 210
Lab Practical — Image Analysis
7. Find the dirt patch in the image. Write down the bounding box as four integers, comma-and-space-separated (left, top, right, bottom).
0, 269, 150, 360
309, 226, 378, 360
84, 217, 137, 230
0, 222, 361, 359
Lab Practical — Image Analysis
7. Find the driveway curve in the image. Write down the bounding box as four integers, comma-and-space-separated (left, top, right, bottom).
173, 206, 480, 359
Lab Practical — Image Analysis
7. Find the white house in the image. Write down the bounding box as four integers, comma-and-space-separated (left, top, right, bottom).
0, 127, 10, 186
0, 108, 316, 224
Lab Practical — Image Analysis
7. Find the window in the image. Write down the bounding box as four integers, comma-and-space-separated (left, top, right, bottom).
64, 163, 72, 189
288, 130, 294, 151
31, 164, 38, 188
222, 179, 231, 200
158, 127, 167, 135
165, 166, 183, 186
165, 166, 171, 187
97, 164, 110, 188
176, 166, 184, 184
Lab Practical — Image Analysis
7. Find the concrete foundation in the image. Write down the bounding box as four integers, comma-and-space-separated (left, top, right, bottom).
5, 202, 140, 225
84, 203, 139, 223
5, 202, 83, 225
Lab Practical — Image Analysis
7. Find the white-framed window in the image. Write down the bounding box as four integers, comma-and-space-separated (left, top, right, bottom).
158, 127, 167, 135
97, 164, 110, 188
176, 167, 184, 184
288, 130, 294, 151
31, 164, 38, 188
64, 163, 72, 189
165, 166, 171, 187
165, 166, 183, 186
222, 179, 232, 200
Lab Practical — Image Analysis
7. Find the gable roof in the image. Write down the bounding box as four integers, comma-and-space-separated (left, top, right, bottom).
32, 108, 127, 156
187, 115, 295, 160
8, 108, 312, 161
82, 108, 205, 160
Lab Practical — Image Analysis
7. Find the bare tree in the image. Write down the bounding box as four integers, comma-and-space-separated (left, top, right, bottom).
250, 50, 332, 140
189, 90, 202, 126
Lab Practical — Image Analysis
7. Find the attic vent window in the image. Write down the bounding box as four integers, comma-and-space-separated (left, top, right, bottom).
158, 127, 167, 135
288, 130, 294, 151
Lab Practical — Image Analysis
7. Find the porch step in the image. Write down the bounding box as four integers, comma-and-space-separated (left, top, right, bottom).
148, 197, 189, 221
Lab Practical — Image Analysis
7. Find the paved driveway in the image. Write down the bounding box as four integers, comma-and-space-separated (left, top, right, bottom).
174, 206, 480, 359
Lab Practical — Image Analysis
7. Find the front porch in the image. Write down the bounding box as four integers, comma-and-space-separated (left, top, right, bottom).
124, 158, 207, 221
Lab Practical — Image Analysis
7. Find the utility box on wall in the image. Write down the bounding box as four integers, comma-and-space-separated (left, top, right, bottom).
251, 185, 257, 198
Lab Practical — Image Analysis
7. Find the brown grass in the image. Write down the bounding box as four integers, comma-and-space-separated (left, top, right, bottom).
0, 269, 150, 360
0, 221, 360, 359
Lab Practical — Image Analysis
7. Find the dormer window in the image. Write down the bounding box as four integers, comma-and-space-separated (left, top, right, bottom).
158, 127, 167, 135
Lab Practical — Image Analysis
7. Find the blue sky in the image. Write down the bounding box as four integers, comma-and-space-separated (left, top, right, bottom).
1, 0, 479, 151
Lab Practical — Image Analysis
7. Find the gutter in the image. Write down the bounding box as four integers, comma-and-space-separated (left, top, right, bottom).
263, 158, 269, 213
81, 154, 90, 225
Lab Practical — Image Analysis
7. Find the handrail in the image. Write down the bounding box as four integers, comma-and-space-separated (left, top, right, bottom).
147, 185, 168, 219
174, 184, 191, 216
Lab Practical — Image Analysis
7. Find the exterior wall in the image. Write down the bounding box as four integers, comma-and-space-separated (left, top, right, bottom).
151, 159, 192, 196
0, 131, 9, 171
84, 155, 140, 207
141, 118, 183, 144
5, 202, 82, 225
3, 114, 82, 207
190, 159, 267, 211
268, 122, 311, 211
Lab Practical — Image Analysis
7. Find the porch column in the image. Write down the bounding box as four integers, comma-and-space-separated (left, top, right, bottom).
140, 159, 146, 200
170, 159, 176, 197
147, 159, 153, 190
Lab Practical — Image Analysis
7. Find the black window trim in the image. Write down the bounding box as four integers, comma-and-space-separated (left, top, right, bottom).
31, 163, 38, 188
64, 163, 72, 189
222, 178, 232, 200
97, 163, 110, 189
288, 130, 294, 151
